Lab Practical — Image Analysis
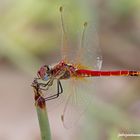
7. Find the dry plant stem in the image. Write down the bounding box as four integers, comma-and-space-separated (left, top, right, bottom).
33, 83, 51, 140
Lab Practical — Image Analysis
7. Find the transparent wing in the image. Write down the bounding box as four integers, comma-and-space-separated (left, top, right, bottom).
60, 77, 94, 128
59, 6, 75, 62
59, 6, 102, 69
76, 22, 102, 70
58, 7, 67, 61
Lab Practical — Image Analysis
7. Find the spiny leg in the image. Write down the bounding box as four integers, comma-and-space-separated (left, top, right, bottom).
58, 80, 63, 94
32, 77, 48, 88
38, 79, 54, 91
45, 80, 63, 101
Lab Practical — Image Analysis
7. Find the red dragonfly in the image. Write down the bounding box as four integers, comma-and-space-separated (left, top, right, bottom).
35, 7, 140, 128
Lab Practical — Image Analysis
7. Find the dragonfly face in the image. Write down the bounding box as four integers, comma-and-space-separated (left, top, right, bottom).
37, 65, 52, 81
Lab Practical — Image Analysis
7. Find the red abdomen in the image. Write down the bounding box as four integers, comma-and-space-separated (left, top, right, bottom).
76, 70, 140, 77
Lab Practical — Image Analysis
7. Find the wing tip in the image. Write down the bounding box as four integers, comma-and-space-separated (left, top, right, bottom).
59, 6, 63, 12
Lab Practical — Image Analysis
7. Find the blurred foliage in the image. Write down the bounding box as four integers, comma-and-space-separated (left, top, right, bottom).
0, 0, 94, 74
108, 0, 140, 17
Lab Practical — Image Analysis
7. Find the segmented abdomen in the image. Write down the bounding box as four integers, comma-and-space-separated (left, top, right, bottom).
76, 70, 140, 77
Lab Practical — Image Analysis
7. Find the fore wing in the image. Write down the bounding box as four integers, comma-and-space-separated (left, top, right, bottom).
75, 21, 102, 70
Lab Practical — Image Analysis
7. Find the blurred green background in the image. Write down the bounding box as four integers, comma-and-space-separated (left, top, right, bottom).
0, 0, 140, 140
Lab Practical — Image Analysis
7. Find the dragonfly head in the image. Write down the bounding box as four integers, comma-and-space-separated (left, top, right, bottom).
37, 65, 51, 80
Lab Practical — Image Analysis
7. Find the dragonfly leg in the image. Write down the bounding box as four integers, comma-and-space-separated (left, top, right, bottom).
38, 79, 54, 91
32, 77, 48, 88
44, 80, 63, 101
58, 80, 63, 94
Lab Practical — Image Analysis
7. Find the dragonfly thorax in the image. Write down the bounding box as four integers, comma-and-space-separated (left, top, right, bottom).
51, 61, 76, 79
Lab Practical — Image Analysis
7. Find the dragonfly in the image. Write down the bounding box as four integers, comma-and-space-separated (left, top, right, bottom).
34, 6, 140, 128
